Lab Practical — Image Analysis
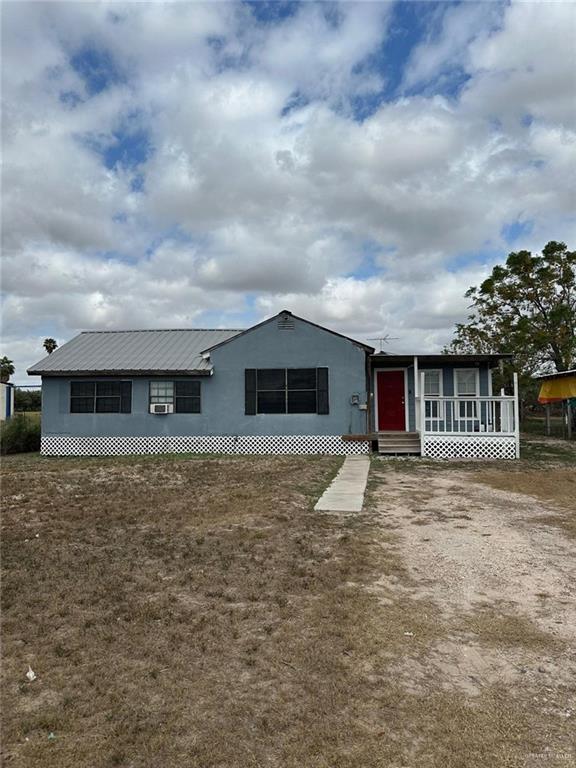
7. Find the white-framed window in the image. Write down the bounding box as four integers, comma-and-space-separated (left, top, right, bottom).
454, 369, 479, 397
453, 369, 480, 427
423, 370, 442, 424
150, 381, 174, 404
149, 380, 201, 413
423, 369, 442, 396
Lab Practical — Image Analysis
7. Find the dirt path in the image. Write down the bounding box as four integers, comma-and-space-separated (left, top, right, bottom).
373, 470, 575, 640
369, 464, 576, 754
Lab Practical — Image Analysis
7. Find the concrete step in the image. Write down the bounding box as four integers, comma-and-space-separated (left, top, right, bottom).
379, 444, 421, 449
378, 432, 421, 455
377, 431, 419, 437
378, 446, 421, 455
378, 436, 420, 444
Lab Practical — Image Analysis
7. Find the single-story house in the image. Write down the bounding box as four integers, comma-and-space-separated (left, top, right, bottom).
28, 310, 519, 459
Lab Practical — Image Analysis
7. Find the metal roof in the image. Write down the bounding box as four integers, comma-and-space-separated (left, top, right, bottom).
27, 329, 242, 376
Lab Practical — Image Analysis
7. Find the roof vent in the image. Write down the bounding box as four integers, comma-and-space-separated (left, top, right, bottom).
278, 314, 295, 330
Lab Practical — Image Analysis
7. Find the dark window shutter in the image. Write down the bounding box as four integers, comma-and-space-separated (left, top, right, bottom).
245, 369, 257, 415
120, 381, 132, 413
317, 368, 329, 414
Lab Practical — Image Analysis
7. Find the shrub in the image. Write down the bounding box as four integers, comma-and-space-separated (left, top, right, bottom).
0, 414, 41, 455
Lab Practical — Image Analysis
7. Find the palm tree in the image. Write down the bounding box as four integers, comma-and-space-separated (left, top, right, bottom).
0, 356, 15, 383
43, 338, 58, 355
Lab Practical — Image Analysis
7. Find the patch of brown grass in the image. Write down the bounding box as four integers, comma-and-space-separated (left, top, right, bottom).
475, 467, 576, 538
456, 608, 563, 651
2, 454, 574, 768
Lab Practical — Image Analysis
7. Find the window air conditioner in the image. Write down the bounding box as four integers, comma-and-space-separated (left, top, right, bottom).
150, 403, 174, 414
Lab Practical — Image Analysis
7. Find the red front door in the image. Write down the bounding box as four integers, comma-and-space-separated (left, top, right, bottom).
377, 371, 406, 431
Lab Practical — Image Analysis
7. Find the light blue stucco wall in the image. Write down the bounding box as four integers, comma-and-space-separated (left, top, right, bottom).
40, 316, 369, 438
372, 362, 492, 432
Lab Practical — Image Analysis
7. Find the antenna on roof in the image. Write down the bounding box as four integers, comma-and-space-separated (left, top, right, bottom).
368, 334, 399, 353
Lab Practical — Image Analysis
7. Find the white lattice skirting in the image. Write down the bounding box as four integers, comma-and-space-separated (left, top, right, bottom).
422, 435, 517, 460
41, 435, 370, 457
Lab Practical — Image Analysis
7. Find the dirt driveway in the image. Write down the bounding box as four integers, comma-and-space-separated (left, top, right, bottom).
368, 458, 575, 765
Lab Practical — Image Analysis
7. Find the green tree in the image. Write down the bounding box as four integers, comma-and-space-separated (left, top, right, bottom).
43, 338, 58, 355
14, 388, 42, 412
0, 356, 15, 382
446, 241, 576, 377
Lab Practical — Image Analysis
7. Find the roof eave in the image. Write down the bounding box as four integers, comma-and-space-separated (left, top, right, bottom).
27, 369, 213, 377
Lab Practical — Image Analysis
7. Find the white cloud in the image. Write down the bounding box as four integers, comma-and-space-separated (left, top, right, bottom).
1, 1, 575, 383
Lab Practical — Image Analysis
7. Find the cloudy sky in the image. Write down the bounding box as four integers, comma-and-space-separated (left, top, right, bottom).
2, 0, 575, 383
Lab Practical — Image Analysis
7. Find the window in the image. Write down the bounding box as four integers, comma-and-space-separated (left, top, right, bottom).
149, 380, 201, 413
454, 369, 478, 397
70, 381, 132, 413
150, 381, 174, 404
423, 370, 442, 423
423, 370, 442, 396
245, 368, 329, 415
454, 369, 479, 426
175, 381, 201, 413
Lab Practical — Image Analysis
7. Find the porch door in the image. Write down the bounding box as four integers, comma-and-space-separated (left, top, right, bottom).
377, 371, 406, 431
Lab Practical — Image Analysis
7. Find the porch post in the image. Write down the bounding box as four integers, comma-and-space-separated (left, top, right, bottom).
414, 356, 419, 431
545, 404, 551, 436
420, 371, 426, 456
567, 400, 573, 440
513, 372, 520, 458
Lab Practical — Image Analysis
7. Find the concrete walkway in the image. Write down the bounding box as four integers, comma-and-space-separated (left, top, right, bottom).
314, 455, 370, 513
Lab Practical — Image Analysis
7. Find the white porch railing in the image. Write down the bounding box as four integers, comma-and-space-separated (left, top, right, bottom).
418, 372, 520, 459
421, 396, 516, 434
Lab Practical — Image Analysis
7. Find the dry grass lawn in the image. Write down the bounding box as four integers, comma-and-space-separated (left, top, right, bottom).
1, 446, 575, 767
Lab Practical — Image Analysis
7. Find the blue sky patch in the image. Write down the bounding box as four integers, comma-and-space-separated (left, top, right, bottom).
244, 1, 301, 24
446, 247, 503, 273
346, 1, 446, 120
103, 127, 151, 171
70, 46, 125, 96
501, 219, 534, 245
346, 240, 391, 280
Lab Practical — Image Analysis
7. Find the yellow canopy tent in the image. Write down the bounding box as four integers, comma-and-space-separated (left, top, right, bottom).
538, 374, 576, 404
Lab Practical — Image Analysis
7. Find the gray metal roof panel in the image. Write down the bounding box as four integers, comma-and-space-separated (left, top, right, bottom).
27, 329, 242, 375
